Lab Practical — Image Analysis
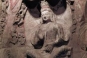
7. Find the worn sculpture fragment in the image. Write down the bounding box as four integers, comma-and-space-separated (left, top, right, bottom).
0, 0, 77, 58
30, 1, 72, 58
79, 1, 87, 51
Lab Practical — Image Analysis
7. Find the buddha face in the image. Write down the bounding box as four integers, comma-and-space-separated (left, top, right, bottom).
41, 1, 53, 23
41, 8, 53, 23
42, 10, 51, 21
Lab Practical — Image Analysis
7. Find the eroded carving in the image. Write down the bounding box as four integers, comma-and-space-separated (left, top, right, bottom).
79, 2, 87, 51
30, 1, 72, 58
9, 2, 27, 46
0, 0, 8, 48
0, 0, 73, 58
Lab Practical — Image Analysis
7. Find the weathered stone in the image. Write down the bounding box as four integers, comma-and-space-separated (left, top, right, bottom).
0, 0, 87, 58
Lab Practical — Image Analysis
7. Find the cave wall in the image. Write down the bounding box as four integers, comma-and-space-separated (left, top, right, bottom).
0, 0, 87, 58
69, 0, 87, 58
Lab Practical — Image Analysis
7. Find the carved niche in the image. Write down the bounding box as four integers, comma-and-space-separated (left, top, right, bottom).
0, 0, 73, 58
24, 0, 73, 58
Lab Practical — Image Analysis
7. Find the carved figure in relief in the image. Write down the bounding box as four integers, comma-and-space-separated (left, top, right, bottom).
31, 1, 72, 58
0, 0, 73, 58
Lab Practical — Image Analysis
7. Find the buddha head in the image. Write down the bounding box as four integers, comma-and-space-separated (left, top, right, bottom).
41, 1, 53, 23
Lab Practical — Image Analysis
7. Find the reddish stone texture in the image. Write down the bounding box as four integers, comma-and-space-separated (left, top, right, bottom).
74, 0, 86, 22
9, 0, 19, 10
0, 0, 87, 58
69, 0, 87, 58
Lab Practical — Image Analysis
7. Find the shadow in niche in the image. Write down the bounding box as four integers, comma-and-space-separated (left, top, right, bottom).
56, 51, 70, 58
55, 39, 69, 47
27, 55, 35, 58
47, 0, 67, 15
33, 38, 44, 49
23, 0, 67, 17
23, 0, 41, 18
